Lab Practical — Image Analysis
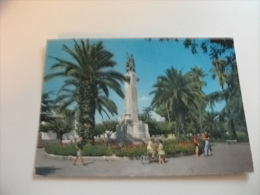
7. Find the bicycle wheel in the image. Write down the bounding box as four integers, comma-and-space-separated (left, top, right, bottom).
141, 154, 150, 164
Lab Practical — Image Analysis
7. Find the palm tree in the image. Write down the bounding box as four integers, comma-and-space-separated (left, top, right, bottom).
187, 66, 207, 132
150, 67, 205, 135
44, 39, 125, 141
211, 58, 227, 91
203, 111, 219, 132
210, 56, 239, 140
55, 78, 119, 120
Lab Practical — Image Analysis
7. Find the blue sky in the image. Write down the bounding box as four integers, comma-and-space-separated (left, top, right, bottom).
43, 38, 226, 123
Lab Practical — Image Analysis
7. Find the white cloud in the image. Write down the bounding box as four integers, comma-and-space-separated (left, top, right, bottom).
138, 95, 150, 102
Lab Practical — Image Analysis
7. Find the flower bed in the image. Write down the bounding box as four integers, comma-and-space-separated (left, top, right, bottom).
163, 140, 194, 157
45, 140, 195, 158
112, 144, 147, 159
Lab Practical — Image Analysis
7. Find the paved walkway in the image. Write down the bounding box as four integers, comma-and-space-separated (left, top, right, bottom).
34, 143, 253, 178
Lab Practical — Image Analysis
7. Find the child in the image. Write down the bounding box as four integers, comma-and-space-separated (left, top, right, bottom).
147, 137, 156, 158
158, 139, 165, 164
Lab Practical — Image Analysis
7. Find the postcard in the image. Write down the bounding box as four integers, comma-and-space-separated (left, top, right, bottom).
34, 38, 253, 177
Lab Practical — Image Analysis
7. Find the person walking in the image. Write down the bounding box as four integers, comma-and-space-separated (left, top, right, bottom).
73, 137, 85, 165
193, 133, 200, 157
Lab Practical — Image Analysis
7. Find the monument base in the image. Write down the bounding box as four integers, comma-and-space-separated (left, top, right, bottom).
111, 121, 150, 143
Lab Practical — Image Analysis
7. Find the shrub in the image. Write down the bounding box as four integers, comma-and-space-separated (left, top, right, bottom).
45, 144, 77, 156
83, 144, 112, 156
236, 131, 249, 142
45, 143, 111, 156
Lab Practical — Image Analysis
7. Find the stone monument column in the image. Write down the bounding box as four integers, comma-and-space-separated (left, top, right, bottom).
124, 70, 139, 122
112, 54, 150, 143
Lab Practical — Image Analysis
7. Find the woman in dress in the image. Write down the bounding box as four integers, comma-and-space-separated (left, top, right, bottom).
147, 137, 156, 158
158, 139, 165, 164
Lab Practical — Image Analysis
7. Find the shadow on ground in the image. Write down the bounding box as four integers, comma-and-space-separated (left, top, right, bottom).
35, 166, 62, 176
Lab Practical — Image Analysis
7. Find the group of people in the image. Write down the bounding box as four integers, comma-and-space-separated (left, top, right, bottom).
147, 131, 212, 164
73, 136, 166, 165
193, 131, 212, 157
147, 138, 166, 164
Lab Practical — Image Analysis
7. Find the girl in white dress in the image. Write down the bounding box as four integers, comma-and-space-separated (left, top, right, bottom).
158, 139, 165, 164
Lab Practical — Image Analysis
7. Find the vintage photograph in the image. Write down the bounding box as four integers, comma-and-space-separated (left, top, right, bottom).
34, 38, 254, 177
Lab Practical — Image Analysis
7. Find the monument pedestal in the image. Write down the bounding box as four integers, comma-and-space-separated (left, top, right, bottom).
112, 121, 150, 143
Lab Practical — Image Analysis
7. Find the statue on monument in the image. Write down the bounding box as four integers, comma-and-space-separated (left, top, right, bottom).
126, 54, 135, 72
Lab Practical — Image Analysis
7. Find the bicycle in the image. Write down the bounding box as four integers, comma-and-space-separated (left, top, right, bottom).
141, 151, 159, 164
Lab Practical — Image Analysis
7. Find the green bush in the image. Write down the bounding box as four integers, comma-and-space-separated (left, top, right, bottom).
45, 144, 77, 156
83, 144, 112, 156
45, 143, 111, 156
236, 131, 249, 142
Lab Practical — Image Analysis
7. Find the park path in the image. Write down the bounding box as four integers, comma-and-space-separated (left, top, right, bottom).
34, 143, 253, 178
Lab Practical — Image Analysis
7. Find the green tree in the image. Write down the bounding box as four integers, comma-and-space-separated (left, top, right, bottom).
186, 66, 207, 132
39, 91, 55, 123
141, 106, 153, 121
39, 91, 57, 133
55, 78, 119, 120
147, 38, 246, 140
39, 107, 75, 143
150, 67, 205, 135
211, 58, 228, 91
210, 55, 240, 140
45, 39, 125, 142
183, 38, 234, 58
95, 120, 118, 144
183, 38, 246, 140
203, 111, 219, 132
51, 108, 75, 144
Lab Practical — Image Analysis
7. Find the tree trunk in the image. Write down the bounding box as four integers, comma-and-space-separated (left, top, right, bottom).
167, 107, 171, 122
76, 82, 97, 143
223, 87, 238, 141
57, 132, 63, 144
226, 105, 238, 141
230, 118, 238, 140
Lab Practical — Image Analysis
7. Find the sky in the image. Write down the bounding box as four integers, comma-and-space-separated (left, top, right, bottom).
43, 38, 227, 123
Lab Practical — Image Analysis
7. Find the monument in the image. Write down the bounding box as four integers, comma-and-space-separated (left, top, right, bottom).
112, 55, 150, 143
